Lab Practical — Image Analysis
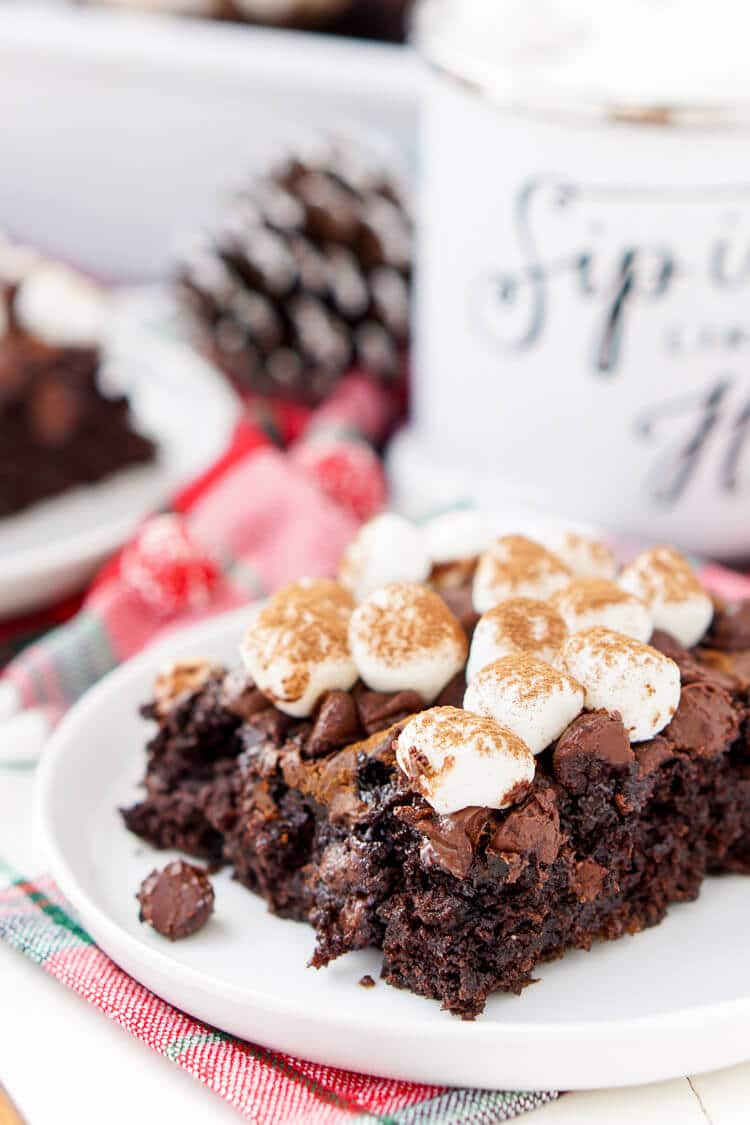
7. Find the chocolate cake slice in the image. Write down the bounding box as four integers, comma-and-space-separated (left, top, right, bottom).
0, 241, 155, 518
122, 517, 750, 1017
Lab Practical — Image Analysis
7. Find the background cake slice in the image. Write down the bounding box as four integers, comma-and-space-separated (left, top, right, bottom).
0, 237, 155, 518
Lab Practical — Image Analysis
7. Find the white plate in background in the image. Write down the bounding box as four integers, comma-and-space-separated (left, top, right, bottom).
36, 608, 750, 1092
0, 289, 239, 616
0, 4, 419, 281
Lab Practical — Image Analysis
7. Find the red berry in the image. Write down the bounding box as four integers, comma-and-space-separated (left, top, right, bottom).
120, 514, 221, 616
294, 440, 387, 522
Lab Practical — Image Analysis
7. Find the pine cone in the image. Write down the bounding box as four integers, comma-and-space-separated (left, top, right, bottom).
176, 140, 412, 403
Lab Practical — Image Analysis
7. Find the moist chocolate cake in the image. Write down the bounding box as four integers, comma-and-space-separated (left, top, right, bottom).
0, 243, 155, 518
123, 517, 750, 1017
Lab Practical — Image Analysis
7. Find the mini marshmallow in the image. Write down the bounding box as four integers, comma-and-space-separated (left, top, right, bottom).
349, 582, 467, 703
338, 513, 431, 602
472, 535, 571, 613
558, 627, 680, 743
538, 528, 617, 580
153, 658, 223, 718
551, 579, 652, 643
466, 598, 567, 682
14, 263, 107, 347
241, 578, 357, 717
422, 509, 495, 565
464, 654, 584, 755
618, 546, 713, 648
395, 706, 535, 816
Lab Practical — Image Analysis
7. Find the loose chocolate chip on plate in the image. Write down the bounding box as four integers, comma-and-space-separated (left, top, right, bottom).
137, 859, 215, 941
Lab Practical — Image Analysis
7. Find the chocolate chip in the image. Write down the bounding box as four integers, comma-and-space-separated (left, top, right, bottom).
356, 688, 423, 735
650, 629, 691, 663
220, 670, 269, 721
137, 860, 214, 940
662, 681, 739, 757
489, 788, 562, 866
434, 671, 466, 709
553, 711, 633, 794
248, 706, 295, 746
706, 600, 750, 651
306, 690, 361, 759
437, 584, 480, 638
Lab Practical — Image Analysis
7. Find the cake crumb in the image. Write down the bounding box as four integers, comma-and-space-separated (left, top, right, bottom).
359, 974, 376, 989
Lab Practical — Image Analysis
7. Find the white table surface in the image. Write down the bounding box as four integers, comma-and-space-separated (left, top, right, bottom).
2, 763, 749, 1125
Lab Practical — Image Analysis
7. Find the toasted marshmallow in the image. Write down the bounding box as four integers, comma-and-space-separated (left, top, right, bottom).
551, 579, 652, 642
558, 627, 680, 743
349, 582, 467, 703
15, 262, 107, 347
538, 528, 617, 580
241, 578, 357, 717
338, 513, 431, 602
466, 598, 567, 681
395, 706, 535, 815
422, 509, 494, 565
153, 658, 223, 718
464, 654, 584, 755
472, 535, 571, 613
618, 546, 713, 648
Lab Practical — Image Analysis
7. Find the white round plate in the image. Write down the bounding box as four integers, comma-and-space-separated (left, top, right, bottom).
0, 289, 239, 616
37, 609, 750, 1092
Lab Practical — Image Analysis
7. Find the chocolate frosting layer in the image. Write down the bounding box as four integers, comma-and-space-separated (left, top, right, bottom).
663, 681, 740, 757
553, 711, 633, 795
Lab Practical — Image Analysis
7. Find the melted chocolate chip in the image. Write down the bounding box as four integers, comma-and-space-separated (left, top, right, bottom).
356, 688, 423, 736
399, 805, 493, 880
706, 600, 750, 652
553, 711, 633, 795
137, 860, 214, 940
220, 669, 269, 721
306, 690, 361, 759
662, 681, 739, 757
489, 788, 562, 867
635, 736, 674, 776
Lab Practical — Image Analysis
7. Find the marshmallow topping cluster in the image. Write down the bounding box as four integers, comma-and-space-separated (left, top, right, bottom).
227, 514, 718, 816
